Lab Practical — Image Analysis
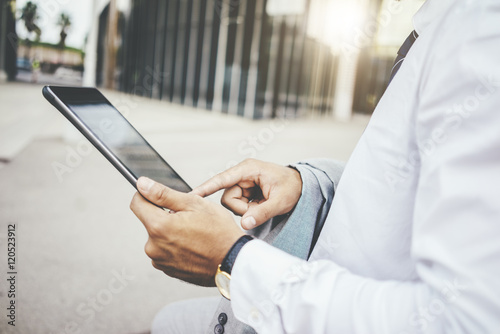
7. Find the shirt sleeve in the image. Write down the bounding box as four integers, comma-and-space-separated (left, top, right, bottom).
230, 4, 500, 333
232, 240, 434, 334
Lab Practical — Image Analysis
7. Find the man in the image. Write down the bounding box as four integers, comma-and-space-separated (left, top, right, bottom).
130, 0, 500, 332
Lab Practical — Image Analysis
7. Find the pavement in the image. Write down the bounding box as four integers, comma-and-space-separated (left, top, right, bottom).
0, 81, 370, 334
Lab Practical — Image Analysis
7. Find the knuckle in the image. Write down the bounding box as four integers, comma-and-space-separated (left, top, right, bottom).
221, 194, 230, 207
161, 267, 176, 278
144, 241, 156, 259
148, 223, 162, 238
151, 260, 164, 271
221, 201, 231, 212
243, 158, 257, 165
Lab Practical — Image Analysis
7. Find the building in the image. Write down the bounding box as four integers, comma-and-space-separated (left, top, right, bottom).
89, 0, 423, 119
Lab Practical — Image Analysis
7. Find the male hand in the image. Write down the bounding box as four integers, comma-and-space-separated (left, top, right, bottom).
192, 159, 303, 230
130, 177, 244, 287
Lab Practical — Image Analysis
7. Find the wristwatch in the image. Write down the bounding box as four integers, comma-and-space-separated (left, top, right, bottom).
215, 235, 254, 300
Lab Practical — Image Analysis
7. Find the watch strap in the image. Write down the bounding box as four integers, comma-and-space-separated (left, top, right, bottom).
220, 235, 254, 274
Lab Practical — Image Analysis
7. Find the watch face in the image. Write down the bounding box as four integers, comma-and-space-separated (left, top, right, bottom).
215, 270, 231, 300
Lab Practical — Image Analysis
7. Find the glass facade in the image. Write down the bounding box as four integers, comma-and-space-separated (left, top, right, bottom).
93, 0, 411, 119
102, 0, 346, 119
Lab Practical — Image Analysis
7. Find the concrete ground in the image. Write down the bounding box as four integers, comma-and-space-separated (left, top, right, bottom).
0, 81, 370, 334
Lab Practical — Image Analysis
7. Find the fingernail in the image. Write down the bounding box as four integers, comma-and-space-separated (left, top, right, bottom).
242, 216, 257, 230
138, 177, 154, 193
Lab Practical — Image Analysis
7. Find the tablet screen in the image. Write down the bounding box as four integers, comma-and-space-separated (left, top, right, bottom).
59, 95, 192, 193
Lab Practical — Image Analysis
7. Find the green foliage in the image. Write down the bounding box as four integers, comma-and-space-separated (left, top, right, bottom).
57, 12, 72, 48
20, 1, 41, 41
57, 12, 72, 30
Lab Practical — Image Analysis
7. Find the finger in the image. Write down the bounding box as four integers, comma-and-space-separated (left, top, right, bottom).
137, 177, 197, 212
221, 185, 249, 216
191, 161, 258, 197
191, 170, 243, 197
241, 198, 286, 230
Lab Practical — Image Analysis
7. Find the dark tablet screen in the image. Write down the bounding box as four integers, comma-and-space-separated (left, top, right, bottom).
48, 86, 191, 193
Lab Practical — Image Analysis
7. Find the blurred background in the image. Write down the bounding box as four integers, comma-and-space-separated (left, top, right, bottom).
1, 0, 424, 119
0, 0, 424, 333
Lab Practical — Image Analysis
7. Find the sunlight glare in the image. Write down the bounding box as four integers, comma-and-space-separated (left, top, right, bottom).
308, 0, 368, 49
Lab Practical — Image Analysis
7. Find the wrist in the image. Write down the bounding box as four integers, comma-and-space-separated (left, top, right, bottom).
287, 165, 303, 192
285, 165, 303, 213
220, 235, 254, 274
215, 235, 254, 299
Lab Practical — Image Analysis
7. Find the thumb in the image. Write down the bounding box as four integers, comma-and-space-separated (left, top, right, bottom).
137, 177, 194, 211
240, 200, 280, 230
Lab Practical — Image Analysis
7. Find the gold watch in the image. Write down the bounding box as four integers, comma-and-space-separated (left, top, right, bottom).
215, 235, 254, 300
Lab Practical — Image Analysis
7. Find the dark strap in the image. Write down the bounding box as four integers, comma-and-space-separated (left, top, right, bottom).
388, 30, 419, 83
221, 235, 254, 274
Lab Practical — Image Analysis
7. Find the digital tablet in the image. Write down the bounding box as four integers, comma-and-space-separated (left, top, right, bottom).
42, 85, 192, 193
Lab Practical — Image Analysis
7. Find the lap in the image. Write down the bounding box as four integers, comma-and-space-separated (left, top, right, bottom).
151, 296, 220, 334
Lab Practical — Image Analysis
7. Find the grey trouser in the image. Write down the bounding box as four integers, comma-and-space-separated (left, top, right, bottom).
151, 296, 220, 334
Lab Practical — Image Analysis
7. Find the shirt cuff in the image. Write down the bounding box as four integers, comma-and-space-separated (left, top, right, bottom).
230, 239, 304, 332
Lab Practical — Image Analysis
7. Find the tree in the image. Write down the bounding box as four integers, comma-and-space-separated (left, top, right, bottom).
3, 0, 19, 80
20, 1, 41, 42
57, 12, 71, 48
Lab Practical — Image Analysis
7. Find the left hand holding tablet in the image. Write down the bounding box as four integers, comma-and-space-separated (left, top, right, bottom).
130, 177, 244, 287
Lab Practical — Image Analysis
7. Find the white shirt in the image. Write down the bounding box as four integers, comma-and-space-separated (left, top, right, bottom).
231, 0, 500, 333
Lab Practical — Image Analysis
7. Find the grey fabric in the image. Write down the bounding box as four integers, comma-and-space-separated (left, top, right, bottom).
151, 296, 220, 334
206, 159, 345, 334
